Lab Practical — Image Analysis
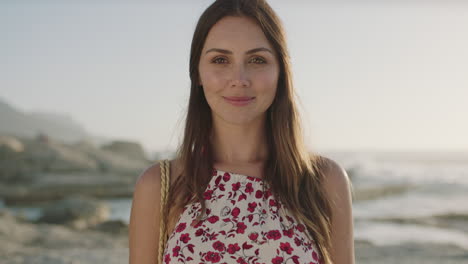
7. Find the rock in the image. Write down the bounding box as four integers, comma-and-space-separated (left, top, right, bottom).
38, 196, 110, 229
92, 220, 128, 235
78, 144, 150, 174
0, 208, 40, 245
101, 140, 148, 161
0, 135, 24, 153
0, 206, 129, 264
0, 137, 99, 183
0, 135, 36, 183
72, 139, 97, 150
0, 134, 150, 203
25, 138, 99, 172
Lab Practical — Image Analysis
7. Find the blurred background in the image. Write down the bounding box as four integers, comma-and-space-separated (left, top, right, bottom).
1, 0, 467, 263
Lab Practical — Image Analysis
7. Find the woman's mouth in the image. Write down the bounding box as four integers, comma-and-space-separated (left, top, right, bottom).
223, 96, 255, 106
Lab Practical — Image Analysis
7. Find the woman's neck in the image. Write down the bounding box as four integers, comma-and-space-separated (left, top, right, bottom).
210, 117, 268, 165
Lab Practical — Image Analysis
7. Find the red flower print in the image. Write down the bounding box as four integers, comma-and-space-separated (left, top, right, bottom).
195, 228, 204, 236
312, 251, 319, 261
175, 222, 186, 233
236, 222, 247, 234
245, 183, 254, 194
204, 190, 214, 200
227, 243, 241, 254
291, 255, 299, 264
255, 190, 263, 199
271, 256, 284, 264
237, 257, 248, 264
238, 193, 247, 202
283, 228, 294, 238
232, 182, 241, 191
193, 219, 203, 228
280, 242, 294, 254
248, 232, 259, 241
172, 246, 180, 257
212, 168, 217, 176
219, 183, 225, 191
215, 175, 222, 185
187, 244, 195, 253
247, 214, 254, 222
161, 169, 321, 263
247, 202, 257, 213
231, 207, 240, 217
204, 251, 221, 263
294, 237, 302, 246
297, 223, 305, 232
164, 253, 171, 264
180, 233, 191, 243
242, 241, 253, 250
207, 215, 219, 224
269, 199, 277, 207
266, 230, 282, 240
223, 172, 231, 182
212, 240, 226, 251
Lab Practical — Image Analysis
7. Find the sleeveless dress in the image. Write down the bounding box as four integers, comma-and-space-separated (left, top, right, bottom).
162, 168, 323, 264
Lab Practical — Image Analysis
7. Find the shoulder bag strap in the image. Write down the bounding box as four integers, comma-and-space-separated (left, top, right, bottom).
158, 159, 170, 264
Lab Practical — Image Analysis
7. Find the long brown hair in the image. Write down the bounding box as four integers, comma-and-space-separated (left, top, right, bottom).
163, 0, 333, 263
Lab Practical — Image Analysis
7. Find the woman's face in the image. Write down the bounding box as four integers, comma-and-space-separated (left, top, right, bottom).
198, 16, 280, 125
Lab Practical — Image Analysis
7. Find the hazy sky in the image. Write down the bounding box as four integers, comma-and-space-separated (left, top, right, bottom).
1, 0, 467, 153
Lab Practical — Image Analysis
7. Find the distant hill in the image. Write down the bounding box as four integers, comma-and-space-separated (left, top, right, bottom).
0, 97, 92, 144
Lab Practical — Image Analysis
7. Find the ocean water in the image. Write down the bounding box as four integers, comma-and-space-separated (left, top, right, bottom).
3, 151, 468, 251
323, 151, 468, 250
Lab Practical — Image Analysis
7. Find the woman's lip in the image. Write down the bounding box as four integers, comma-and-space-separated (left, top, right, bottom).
223, 96, 255, 101
223, 96, 255, 106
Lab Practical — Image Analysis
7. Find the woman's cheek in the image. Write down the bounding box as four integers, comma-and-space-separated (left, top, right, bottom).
256, 71, 278, 92
204, 70, 228, 92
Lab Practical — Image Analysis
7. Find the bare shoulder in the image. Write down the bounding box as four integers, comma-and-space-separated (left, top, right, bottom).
128, 161, 166, 264
317, 155, 356, 263
135, 159, 181, 187
317, 156, 354, 202
136, 162, 163, 187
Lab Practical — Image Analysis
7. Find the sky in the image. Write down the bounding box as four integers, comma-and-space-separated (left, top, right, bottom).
1, 0, 467, 154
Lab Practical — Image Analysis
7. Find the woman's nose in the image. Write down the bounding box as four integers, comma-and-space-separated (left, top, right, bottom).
229, 64, 250, 88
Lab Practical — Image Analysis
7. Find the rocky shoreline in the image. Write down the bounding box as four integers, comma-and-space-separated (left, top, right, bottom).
2, 134, 468, 263
0, 208, 129, 264
0, 134, 153, 205
2, 205, 468, 264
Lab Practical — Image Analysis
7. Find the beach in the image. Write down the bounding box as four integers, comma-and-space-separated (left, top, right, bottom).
1, 136, 468, 263
2, 208, 468, 264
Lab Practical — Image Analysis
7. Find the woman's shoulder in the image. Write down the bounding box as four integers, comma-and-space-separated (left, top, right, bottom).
315, 154, 354, 202
315, 155, 346, 176
135, 159, 182, 188
129, 159, 177, 263
313, 155, 355, 262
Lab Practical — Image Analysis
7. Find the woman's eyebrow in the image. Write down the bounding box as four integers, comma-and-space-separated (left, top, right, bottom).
205, 47, 273, 55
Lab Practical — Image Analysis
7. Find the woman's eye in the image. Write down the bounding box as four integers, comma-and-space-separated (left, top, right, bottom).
212, 57, 227, 64
211, 56, 266, 64
250, 57, 266, 64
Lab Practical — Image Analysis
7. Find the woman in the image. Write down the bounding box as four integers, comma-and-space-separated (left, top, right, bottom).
129, 0, 354, 263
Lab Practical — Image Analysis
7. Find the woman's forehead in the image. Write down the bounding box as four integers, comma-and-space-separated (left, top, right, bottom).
203, 16, 273, 52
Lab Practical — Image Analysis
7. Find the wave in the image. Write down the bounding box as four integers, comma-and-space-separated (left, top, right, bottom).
366, 212, 468, 234
352, 184, 415, 201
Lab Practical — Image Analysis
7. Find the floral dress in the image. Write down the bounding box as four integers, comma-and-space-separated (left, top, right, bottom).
162, 169, 323, 264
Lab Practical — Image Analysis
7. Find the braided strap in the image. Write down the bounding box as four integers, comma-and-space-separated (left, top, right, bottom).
158, 159, 170, 264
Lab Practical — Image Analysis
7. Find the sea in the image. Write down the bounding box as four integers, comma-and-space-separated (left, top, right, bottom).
3, 151, 468, 251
